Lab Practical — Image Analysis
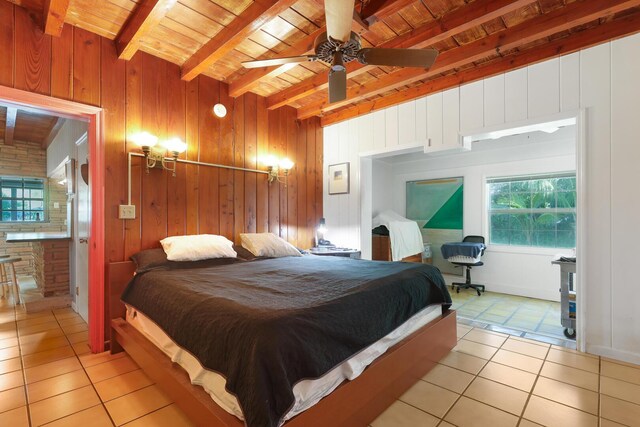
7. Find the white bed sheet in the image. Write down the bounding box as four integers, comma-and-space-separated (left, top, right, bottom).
125, 303, 443, 423
372, 210, 425, 261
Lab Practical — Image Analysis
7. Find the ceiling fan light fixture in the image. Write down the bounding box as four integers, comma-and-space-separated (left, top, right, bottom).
331, 51, 345, 73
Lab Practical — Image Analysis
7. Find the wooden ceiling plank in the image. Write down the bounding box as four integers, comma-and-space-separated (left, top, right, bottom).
298, 0, 640, 119
321, 9, 640, 126
229, 25, 325, 97
229, 6, 386, 99
43, 0, 71, 37
4, 107, 17, 146
42, 117, 64, 148
116, 0, 178, 60
266, 0, 538, 110
361, 0, 416, 25
181, 0, 299, 82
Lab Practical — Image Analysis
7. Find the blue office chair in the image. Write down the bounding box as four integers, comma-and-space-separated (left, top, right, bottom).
450, 235, 486, 296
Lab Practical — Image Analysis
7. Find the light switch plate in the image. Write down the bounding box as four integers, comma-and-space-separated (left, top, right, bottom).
118, 205, 136, 220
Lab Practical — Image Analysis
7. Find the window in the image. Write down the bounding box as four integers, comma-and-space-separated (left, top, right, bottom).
0, 177, 47, 222
487, 174, 576, 248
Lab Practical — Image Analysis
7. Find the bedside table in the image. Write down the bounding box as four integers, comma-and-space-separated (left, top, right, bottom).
308, 248, 361, 259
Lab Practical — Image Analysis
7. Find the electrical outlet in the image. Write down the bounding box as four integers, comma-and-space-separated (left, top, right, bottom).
54, 202, 60, 209
119, 205, 136, 220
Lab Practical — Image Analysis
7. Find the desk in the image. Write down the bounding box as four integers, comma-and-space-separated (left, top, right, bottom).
552, 260, 576, 339
308, 248, 361, 259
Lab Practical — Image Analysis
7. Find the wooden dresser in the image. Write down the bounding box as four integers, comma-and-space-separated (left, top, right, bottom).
372, 235, 423, 263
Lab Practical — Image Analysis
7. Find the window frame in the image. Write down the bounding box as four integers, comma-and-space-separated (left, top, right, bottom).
485, 172, 577, 251
0, 176, 48, 223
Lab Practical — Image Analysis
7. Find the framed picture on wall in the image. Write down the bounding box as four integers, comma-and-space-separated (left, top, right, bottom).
328, 162, 350, 195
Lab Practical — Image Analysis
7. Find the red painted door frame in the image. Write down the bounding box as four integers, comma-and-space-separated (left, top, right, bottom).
0, 85, 106, 353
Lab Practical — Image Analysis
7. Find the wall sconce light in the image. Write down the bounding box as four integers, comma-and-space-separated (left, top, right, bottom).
162, 138, 188, 176
131, 132, 160, 174
264, 156, 294, 185
131, 132, 187, 176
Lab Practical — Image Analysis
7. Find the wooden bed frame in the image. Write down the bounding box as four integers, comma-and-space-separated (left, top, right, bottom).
108, 261, 457, 427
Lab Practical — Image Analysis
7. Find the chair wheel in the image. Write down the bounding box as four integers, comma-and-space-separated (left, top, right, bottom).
456, 288, 460, 293
477, 289, 482, 296
564, 328, 576, 339
451, 285, 455, 291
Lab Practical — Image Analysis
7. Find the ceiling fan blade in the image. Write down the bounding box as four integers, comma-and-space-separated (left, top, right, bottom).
357, 48, 439, 68
324, 0, 355, 43
241, 55, 316, 69
328, 68, 347, 104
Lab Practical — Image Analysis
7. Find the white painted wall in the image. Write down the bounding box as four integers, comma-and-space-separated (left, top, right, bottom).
323, 34, 640, 363
378, 127, 576, 302
46, 119, 88, 176
371, 159, 393, 218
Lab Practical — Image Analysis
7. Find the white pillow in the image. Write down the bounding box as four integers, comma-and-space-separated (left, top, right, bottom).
240, 233, 302, 258
160, 234, 236, 261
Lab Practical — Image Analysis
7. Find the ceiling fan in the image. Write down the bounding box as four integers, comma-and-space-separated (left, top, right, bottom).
241, 0, 438, 104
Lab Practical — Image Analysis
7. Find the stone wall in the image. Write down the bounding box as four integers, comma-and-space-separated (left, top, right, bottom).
0, 141, 68, 276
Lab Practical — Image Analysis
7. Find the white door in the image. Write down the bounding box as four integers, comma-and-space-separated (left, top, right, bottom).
75, 135, 90, 322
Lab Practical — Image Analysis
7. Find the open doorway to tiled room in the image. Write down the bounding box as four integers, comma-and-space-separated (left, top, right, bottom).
450, 288, 575, 349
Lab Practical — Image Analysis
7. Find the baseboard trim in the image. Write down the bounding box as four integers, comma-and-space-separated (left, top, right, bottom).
587, 344, 640, 365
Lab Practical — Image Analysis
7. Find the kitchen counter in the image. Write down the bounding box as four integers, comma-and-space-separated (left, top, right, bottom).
5, 232, 71, 243
4, 232, 71, 296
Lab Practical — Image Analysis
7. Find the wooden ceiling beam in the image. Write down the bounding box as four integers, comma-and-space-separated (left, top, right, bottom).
42, 118, 64, 149
298, 0, 640, 120
42, 0, 70, 37
181, 0, 299, 82
116, 0, 178, 60
266, 0, 537, 110
321, 10, 640, 126
4, 107, 17, 146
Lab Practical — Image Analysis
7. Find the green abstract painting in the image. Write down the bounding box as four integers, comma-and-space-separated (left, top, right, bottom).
407, 178, 464, 275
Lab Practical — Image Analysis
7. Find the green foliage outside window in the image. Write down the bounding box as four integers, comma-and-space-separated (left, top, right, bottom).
487, 174, 576, 248
0, 177, 47, 222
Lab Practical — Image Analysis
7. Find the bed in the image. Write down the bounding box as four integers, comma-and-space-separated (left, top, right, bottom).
109, 255, 456, 427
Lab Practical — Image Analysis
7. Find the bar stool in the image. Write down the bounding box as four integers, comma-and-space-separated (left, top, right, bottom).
0, 257, 22, 304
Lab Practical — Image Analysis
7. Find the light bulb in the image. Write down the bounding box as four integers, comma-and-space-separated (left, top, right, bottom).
131, 132, 158, 149
263, 155, 278, 168
279, 158, 294, 170
164, 137, 187, 154
213, 103, 227, 118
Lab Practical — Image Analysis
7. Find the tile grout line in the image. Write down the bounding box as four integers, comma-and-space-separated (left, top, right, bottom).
597, 355, 601, 420
516, 339, 551, 426
11, 299, 34, 427
434, 330, 502, 424
452, 330, 607, 424
52, 311, 118, 427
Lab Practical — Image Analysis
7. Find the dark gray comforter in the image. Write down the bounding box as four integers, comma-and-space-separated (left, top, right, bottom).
121, 255, 451, 427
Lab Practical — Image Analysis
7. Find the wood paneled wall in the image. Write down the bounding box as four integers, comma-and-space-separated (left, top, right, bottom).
0, 3, 323, 264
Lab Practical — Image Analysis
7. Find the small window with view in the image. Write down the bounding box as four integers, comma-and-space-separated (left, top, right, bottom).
0, 177, 47, 222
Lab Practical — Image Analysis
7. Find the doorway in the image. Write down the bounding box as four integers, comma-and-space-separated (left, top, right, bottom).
0, 85, 105, 352
360, 112, 586, 351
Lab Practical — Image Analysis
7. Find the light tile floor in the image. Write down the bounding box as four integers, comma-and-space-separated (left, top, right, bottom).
450, 288, 570, 343
0, 296, 193, 427
2, 297, 640, 427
